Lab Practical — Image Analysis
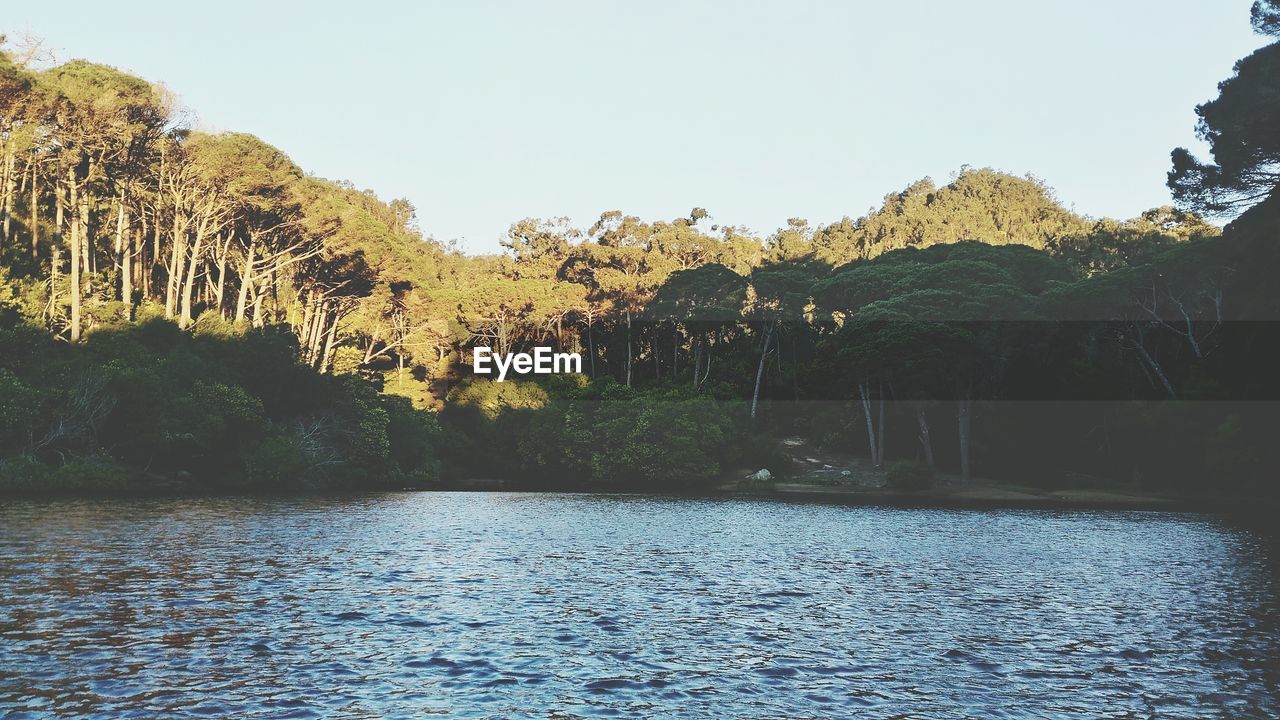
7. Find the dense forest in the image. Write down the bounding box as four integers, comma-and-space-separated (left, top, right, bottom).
2, 2, 1279, 496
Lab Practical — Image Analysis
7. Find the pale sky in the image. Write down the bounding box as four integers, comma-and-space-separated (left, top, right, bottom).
4, 1, 1268, 253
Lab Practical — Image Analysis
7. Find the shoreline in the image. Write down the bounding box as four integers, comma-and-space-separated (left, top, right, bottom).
4, 479, 1275, 516
751, 482, 1207, 513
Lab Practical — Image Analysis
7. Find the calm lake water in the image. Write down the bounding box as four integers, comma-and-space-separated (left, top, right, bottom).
1, 493, 1278, 719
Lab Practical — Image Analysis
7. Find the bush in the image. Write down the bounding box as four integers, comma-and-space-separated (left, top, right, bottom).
586, 388, 734, 488
243, 435, 309, 489
734, 434, 793, 478
383, 395, 442, 486
48, 457, 130, 493
516, 401, 591, 480
886, 460, 933, 491
191, 310, 241, 339
0, 306, 446, 494
802, 403, 860, 453
447, 376, 550, 419
0, 456, 51, 494
0, 368, 41, 455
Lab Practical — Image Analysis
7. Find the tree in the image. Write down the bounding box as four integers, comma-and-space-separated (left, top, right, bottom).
41, 60, 169, 339
501, 217, 577, 278
745, 261, 813, 420
174, 132, 302, 326
1169, 17, 1280, 215
1049, 207, 1218, 275
1254, 0, 1280, 38
650, 263, 747, 389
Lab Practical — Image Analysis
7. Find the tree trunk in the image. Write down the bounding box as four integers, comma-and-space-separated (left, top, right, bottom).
958, 394, 972, 483
179, 230, 203, 328
29, 165, 38, 259
148, 206, 161, 300
320, 311, 340, 373
68, 170, 81, 342
750, 321, 775, 421
1136, 341, 1176, 399
251, 275, 267, 328
654, 332, 660, 381
114, 192, 128, 303
876, 381, 886, 470
235, 244, 255, 323
208, 233, 230, 318
125, 227, 138, 317
166, 211, 186, 318
916, 406, 934, 469
625, 310, 633, 388
137, 213, 147, 301
299, 290, 315, 351
586, 315, 596, 378
673, 325, 679, 377
80, 191, 92, 296
1, 145, 14, 245
701, 333, 714, 388
51, 183, 63, 312
692, 335, 701, 389
858, 379, 879, 468
308, 300, 328, 364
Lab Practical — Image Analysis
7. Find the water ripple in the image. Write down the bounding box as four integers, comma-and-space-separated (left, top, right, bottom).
0, 493, 1278, 718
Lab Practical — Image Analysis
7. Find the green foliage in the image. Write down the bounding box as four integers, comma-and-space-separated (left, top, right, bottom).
1, 31, 1278, 500
48, 457, 130, 493
1204, 415, 1260, 491
447, 376, 550, 420
886, 461, 933, 492
1256, 0, 1280, 35
0, 368, 40, 455
1169, 42, 1280, 214
441, 377, 741, 489
832, 169, 1089, 261
382, 395, 442, 485
650, 264, 747, 323
191, 311, 242, 340
796, 403, 861, 453
586, 388, 732, 487
734, 434, 794, 479
0, 456, 50, 494
0, 312, 444, 495
165, 381, 267, 459
243, 435, 309, 490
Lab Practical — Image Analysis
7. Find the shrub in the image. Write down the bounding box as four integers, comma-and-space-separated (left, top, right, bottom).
516, 401, 591, 480
191, 310, 241, 339
0, 368, 40, 455
886, 460, 933, 491
734, 434, 793, 478
243, 435, 309, 490
48, 457, 130, 493
802, 403, 860, 453
587, 389, 733, 488
382, 395, 442, 485
0, 456, 51, 494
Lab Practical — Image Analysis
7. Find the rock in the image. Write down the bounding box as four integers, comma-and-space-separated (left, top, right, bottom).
745, 468, 773, 482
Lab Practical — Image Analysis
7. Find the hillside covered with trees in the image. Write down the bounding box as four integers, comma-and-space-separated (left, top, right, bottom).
2, 2, 1279, 497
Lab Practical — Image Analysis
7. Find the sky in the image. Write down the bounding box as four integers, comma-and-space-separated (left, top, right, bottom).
4, 1, 1269, 253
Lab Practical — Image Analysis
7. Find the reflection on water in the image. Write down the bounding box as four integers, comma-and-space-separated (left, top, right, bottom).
1, 493, 1278, 718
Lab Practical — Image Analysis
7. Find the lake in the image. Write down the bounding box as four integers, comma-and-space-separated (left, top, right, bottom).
1, 493, 1278, 718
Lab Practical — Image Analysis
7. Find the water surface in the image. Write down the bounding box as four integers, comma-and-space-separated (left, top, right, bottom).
1, 493, 1278, 718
